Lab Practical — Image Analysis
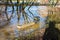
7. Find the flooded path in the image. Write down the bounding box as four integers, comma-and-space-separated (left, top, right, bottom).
0, 5, 48, 40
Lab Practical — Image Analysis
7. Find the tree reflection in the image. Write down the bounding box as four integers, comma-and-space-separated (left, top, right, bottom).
5, 0, 14, 21
16, 0, 35, 24
0, 0, 39, 26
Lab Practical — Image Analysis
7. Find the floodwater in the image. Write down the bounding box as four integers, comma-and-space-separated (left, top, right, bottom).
0, 5, 48, 40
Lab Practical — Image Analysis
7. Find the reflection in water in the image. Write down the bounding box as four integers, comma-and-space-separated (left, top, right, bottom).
0, 5, 48, 40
